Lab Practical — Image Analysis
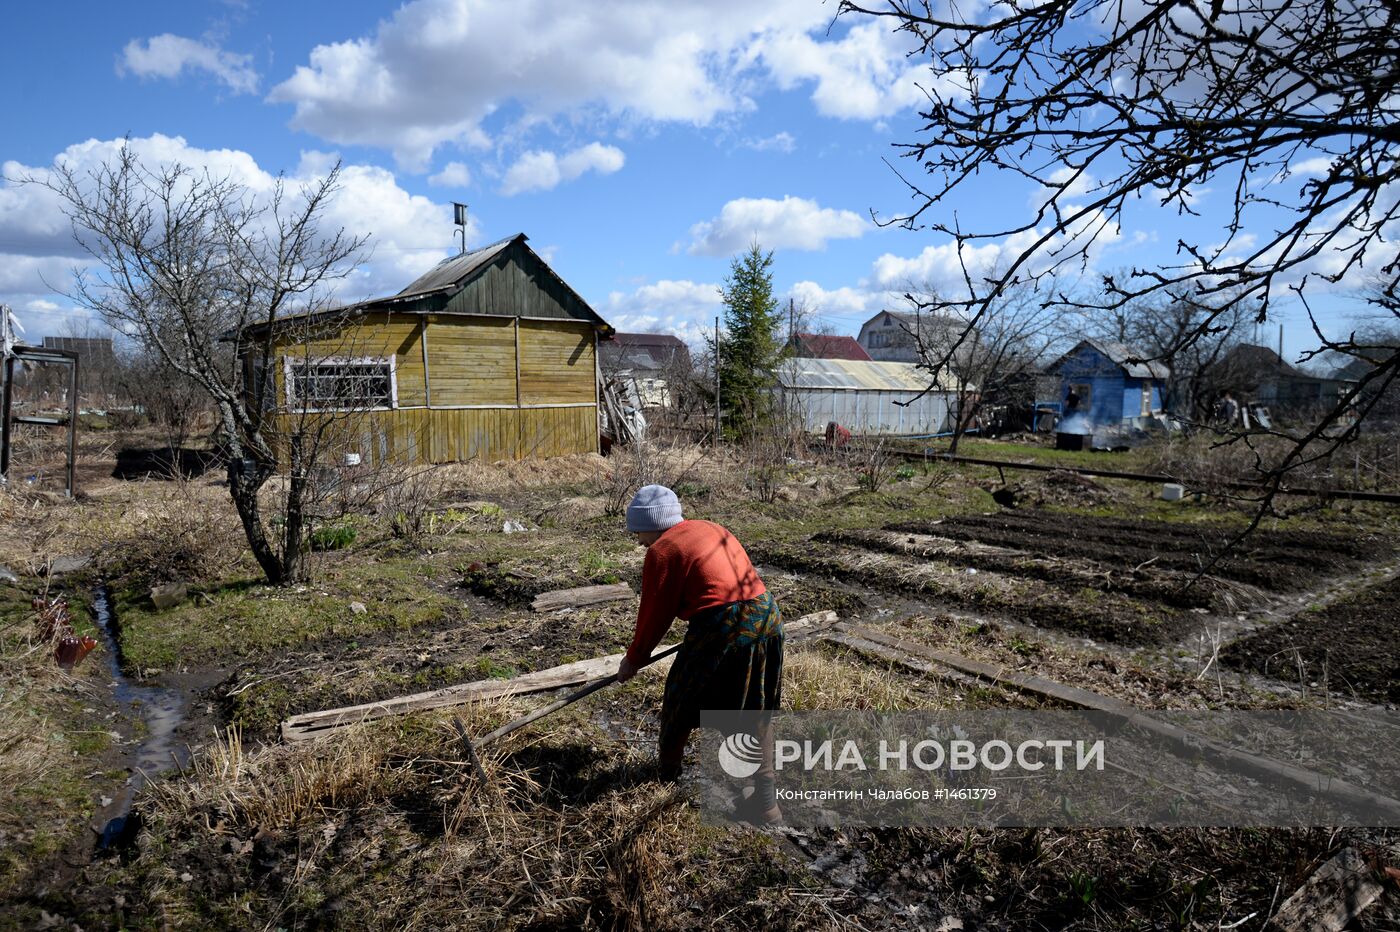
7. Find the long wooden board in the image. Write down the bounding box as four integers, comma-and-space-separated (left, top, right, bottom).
530, 582, 633, 613
281, 610, 837, 742
828, 623, 1400, 823
1269, 847, 1385, 932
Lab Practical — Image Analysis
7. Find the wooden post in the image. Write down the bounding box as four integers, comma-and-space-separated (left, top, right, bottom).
514, 318, 524, 460
513, 318, 522, 408
0, 354, 13, 482
593, 329, 602, 455
65, 356, 78, 498
420, 317, 432, 408
714, 315, 721, 443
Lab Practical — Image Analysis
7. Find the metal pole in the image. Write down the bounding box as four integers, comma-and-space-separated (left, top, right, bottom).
714, 315, 721, 443
66, 357, 78, 497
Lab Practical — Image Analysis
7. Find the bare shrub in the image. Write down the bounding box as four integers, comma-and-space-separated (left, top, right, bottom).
850, 437, 895, 493
375, 467, 446, 549
109, 477, 242, 587
740, 425, 804, 504
594, 438, 709, 516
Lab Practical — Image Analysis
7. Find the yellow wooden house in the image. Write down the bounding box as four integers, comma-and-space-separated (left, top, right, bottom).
241, 233, 613, 463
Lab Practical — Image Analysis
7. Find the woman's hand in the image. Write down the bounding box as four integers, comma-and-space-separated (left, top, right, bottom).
616, 655, 640, 683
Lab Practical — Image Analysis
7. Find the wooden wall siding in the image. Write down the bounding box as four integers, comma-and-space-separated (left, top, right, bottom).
518, 320, 595, 405
272, 313, 427, 406
270, 405, 595, 464
442, 240, 595, 323
424, 316, 517, 405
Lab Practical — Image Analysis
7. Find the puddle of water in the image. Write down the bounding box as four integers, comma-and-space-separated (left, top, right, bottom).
91, 586, 189, 850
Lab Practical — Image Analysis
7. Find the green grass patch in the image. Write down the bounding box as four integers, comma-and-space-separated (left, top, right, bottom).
114, 557, 466, 672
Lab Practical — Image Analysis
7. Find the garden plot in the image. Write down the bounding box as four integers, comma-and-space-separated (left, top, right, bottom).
888, 511, 1381, 593
750, 537, 1189, 645
817, 527, 1215, 609
753, 510, 1393, 651
1221, 572, 1400, 704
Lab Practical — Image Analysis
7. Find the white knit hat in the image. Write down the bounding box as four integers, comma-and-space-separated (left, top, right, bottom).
626, 484, 684, 532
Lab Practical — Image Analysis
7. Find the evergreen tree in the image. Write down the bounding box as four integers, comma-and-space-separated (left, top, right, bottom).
715, 243, 781, 439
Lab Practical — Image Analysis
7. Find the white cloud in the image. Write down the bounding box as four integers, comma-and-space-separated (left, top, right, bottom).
267, 0, 933, 168
119, 34, 259, 94
601, 279, 723, 345
428, 161, 472, 188
758, 19, 933, 120
871, 212, 1125, 296
0, 134, 476, 336
688, 196, 868, 256
500, 143, 624, 195
787, 281, 884, 321
743, 132, 796, 153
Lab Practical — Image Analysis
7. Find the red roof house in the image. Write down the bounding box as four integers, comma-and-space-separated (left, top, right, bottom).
787, 332, 872, 362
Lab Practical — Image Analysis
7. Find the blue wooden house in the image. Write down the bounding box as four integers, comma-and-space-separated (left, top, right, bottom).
1044, 339, 1169, 425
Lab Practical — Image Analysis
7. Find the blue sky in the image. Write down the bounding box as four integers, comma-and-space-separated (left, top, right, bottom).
0, 0, 1373, 360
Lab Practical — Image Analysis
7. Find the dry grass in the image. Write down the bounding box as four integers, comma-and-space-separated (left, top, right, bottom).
117, 699, 834, 931
782, 649, 927, 712
86, 476, 243, 587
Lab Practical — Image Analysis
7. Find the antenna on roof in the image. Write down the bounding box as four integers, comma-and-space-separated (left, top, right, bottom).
452, 202, 469, 255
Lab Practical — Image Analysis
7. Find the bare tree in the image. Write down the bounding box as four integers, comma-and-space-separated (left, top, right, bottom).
1085, 286, 1253, 421
843, 0, 1400, 526
36, 144, 369, 583
115, 341, 209, 451
906, 277, 1070, 453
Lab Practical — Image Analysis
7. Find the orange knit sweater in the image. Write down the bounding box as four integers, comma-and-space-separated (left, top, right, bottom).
624, 519, 767, 664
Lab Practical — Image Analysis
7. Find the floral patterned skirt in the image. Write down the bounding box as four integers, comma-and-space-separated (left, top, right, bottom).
659, 591, 784, 748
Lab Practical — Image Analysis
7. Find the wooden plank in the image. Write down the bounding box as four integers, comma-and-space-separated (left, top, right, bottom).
1269, 847, 1385, 932
282, 653, 631, 740
834, 624, 1132, 711
531, 583, 634, 612
282, 610, 838, 741
832, 623, 1400, 823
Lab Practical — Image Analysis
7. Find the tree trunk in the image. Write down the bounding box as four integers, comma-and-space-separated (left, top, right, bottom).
228, 461, 287, 585
280, 436, 310, 584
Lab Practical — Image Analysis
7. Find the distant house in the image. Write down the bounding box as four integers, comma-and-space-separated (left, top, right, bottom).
1044, 339, 1169, 425
1210, 344, 1351, 413
599, 332, 692, 408
774, 357, 960, 435
600, 332, 691, 373
857, 310, 972, 365
238, 233, 612, 464
785, 332, 872, 362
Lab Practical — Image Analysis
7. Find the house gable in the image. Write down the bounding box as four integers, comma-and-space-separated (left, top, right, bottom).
438, 236, 607, 329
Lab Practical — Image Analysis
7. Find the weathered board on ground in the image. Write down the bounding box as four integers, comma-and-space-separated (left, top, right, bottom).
826, 623, 1400, 823
530, 583, 633, 612
1268, 847, 1385, 932
282, 610, 837, 741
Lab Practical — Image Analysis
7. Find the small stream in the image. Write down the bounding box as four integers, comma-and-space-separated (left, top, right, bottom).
90, 586, 189, 850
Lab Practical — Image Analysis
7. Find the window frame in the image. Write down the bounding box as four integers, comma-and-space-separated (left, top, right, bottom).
282, 354, 399, 413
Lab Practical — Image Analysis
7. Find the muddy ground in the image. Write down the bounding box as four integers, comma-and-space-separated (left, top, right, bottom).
2, 430, 1399, 930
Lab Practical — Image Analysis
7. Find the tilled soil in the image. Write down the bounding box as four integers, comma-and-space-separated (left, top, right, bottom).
887, 512, 1381, 591
1220, 573, 1400, 703
817, 528, 1215, 610
748, 539, 1192, 645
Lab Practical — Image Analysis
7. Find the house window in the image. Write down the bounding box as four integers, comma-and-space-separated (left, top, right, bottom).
284, 356, 397, 410
1141, 382, 1153, 416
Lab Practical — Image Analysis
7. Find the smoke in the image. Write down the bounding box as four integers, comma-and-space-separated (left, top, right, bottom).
1059, 413, 1093, 435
